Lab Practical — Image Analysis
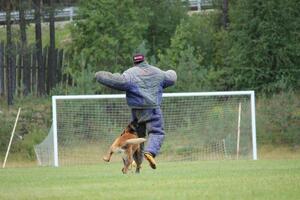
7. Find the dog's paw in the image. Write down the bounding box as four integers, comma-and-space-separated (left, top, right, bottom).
122, 167, 127, 174
103, 156, 110, 162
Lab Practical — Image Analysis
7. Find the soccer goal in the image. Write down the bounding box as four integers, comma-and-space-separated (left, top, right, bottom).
34, 91, 257, 167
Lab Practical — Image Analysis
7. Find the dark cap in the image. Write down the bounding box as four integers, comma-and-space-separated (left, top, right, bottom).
133, 54, 145, 64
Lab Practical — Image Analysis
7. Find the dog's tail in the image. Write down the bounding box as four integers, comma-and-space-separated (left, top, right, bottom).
125, 138, 146, 145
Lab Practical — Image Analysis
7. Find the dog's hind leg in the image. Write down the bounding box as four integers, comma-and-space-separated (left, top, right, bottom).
134, 123, 146, 173
122, 148, 134, 174
133, 155, 141, 173
133, 143, 144, 173
121, 158, 127, 174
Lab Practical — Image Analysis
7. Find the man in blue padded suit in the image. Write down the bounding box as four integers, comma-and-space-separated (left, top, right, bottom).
95, 54, 177, 169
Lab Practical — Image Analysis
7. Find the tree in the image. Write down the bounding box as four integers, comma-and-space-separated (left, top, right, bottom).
5, 1, 15, 105
228, 0, 300, 93
212, 0, 229, 29
222, 0, 229, 28
19, 0, 31, 95
44, 0, 76, 93
33, 0, 45, 95
46, 0, 56, 93
70, 0, 146, 73
158, 12, 221, 91
136, 0, 188, 60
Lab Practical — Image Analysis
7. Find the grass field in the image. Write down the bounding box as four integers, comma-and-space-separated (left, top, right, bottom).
1, 159, 300, 200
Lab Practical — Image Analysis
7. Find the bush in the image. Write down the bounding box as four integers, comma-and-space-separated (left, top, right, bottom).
257, 91, 300, 145
0, 97, 51, 160
12, 126, 47, 160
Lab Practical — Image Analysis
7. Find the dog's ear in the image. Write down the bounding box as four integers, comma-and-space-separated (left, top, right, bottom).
128, 121, 138, 132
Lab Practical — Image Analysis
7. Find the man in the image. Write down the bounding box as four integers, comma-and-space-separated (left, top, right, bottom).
95, 54, 177, 169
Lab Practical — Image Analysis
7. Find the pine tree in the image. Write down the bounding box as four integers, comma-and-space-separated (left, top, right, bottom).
228, 0, 300, 92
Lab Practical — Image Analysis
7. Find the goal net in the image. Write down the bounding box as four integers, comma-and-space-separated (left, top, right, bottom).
34, 91, 257, 167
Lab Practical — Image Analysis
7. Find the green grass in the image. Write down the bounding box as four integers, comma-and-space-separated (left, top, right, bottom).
1, 160, 300, 200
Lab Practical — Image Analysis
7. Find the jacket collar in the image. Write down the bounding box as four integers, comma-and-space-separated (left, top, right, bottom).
135, 61, 148, 67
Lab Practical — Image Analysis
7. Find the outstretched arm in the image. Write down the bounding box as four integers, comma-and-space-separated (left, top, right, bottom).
162, 70, 177, 88
95, 71, 129, 91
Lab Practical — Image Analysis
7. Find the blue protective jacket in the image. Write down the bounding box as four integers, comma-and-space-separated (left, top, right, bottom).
95, 62, 177, 108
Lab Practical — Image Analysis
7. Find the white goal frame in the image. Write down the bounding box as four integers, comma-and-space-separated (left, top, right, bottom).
52, 91, 257, 167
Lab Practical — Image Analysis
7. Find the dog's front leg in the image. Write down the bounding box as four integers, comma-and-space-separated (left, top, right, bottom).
103, 146, 119, 162
103, 138, 120, 162
103, 150, 113, 162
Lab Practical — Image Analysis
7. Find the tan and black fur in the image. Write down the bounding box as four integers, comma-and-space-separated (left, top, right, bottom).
103, 122, 146, 174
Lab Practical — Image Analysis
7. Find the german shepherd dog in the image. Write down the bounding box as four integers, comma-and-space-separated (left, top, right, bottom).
103, 122, 146, 174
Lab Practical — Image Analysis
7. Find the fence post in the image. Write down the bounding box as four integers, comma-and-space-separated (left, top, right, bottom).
6, 42, 14, 105
47, 46, 56, 94
43, 47, 48, 94
31, 45, 37, 95
0, 44, 65, 97
11, 43, 17, 97
23, 44, 31, 96
17, 43, 22, 96
0, 42, 4, 96
57, 49, 64, 84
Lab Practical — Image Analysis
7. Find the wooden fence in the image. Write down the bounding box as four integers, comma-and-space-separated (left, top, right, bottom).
0, 41, 64, 98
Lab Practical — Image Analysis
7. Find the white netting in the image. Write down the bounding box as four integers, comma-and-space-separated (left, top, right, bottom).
35, 92, 255, 166
34, 126, 54, 166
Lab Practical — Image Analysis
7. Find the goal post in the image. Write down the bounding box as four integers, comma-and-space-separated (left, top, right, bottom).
35, 91, 257, 167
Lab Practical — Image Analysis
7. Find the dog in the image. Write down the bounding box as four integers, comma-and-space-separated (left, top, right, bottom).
103, 122, 146, 174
